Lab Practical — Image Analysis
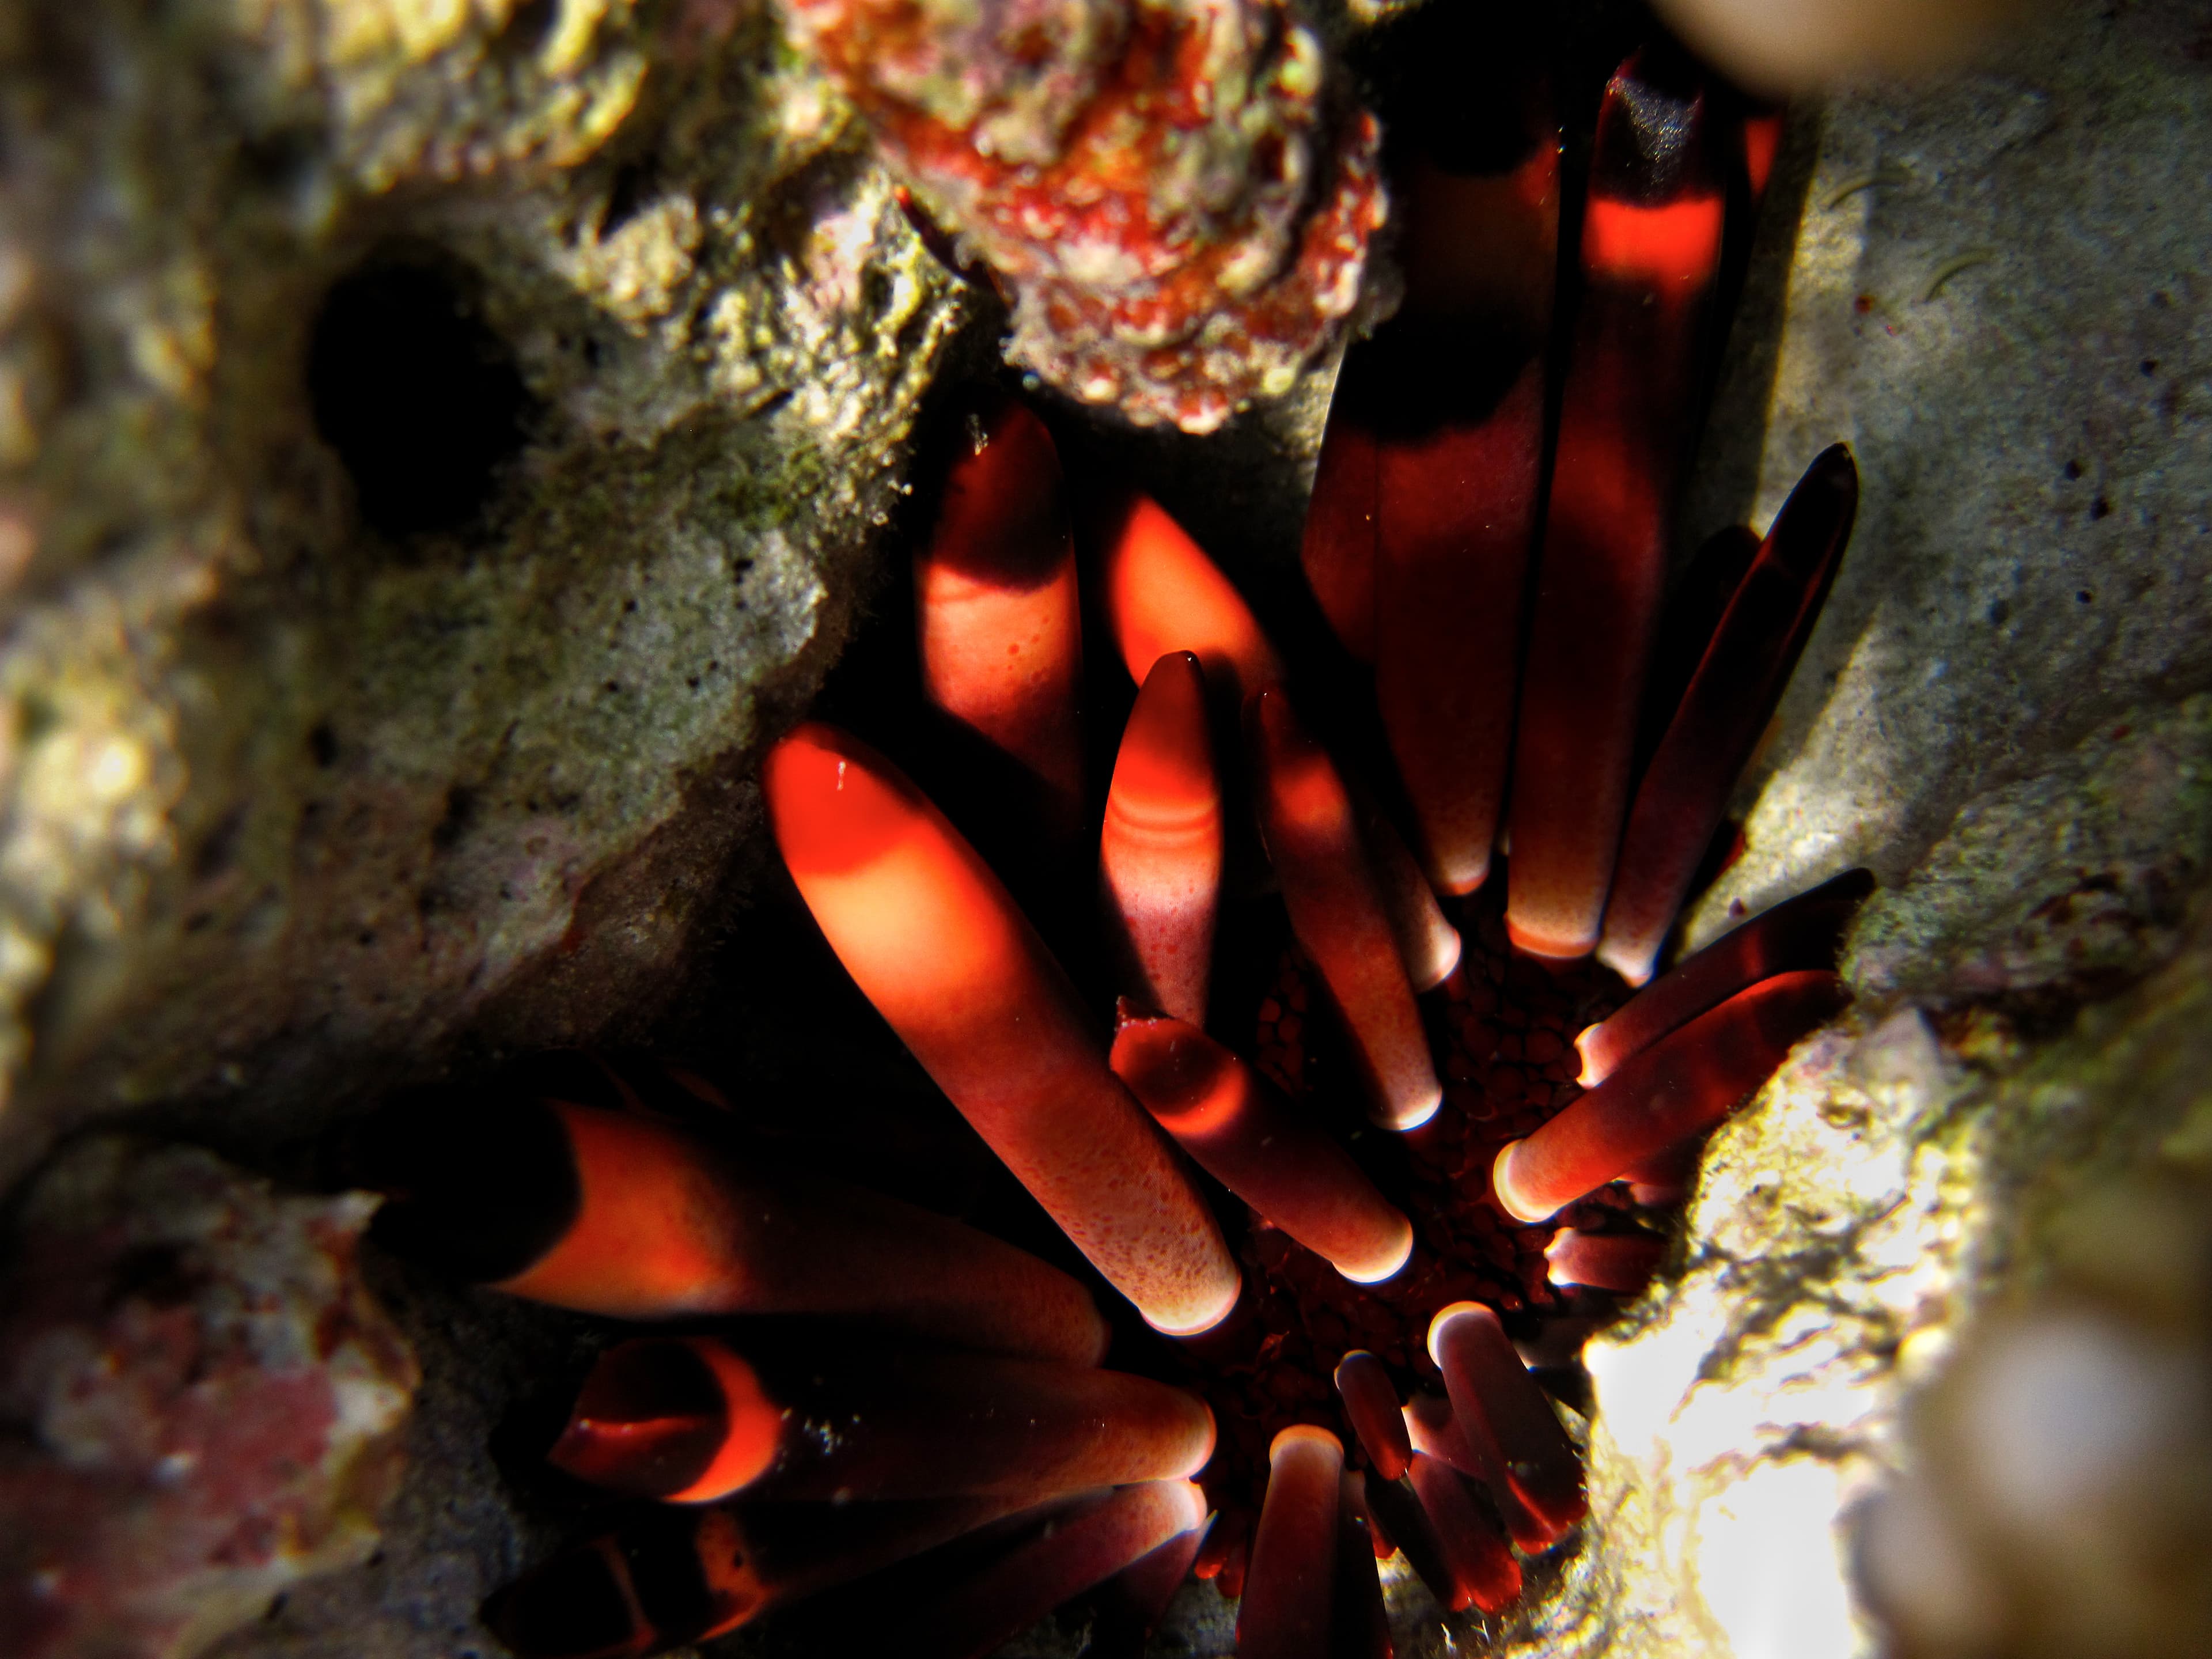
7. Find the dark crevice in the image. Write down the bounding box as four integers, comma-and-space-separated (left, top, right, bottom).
308, 248, 535, 539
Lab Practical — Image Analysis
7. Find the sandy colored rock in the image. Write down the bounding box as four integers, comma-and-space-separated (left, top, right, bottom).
0, 1137, 418, 1659
0, 0, 976, 1191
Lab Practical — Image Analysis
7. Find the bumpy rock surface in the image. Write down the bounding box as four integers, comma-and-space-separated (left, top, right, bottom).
0, 0, 974, 1191
786, 0, 1387, 434
0, 1137, 417, 1659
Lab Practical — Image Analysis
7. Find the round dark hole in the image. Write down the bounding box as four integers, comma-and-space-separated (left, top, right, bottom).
308, 252, 531, 537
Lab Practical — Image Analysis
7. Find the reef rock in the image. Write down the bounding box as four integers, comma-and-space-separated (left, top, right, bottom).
785, 0, 1387, 434
0, 1136, 417, 1659
0, 0, 975, 1191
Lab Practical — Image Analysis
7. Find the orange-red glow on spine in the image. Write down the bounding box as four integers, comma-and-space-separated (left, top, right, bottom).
1427, 1301, 1587, 1537
1353, 782, 1462, 993
916, 394, 1085, 819
1495, 969, 1851, 1222
557, 1335, 1215, 1506
901, 1482, 1210, 1659
1100, 652, 1222, 1027
1546, 1228, 1666, 1293
1597, 447, 1859, 984
1375, 359, 1545, 896
1097, 491, 1285, 713
765, 722, 1240, 1336
1248, 690, 1443, 1131
1742, 108, 1785, 206
1333, 1351, 1412, 1483
1506, 57, 1726, 961
1406, 1452, 1523, 1613
1112, 1007, 1413, 1284
491, 1100, 1109, 1365
551, 1336, 781, 1503
1372, 141, 1559, 896
1402, 1392, 1493, 1483
1583, 866, 1873, 1084
1579, 194, 1728, 293
1239, 1427, 1344, 1659
1402, 1393, 1557, 1554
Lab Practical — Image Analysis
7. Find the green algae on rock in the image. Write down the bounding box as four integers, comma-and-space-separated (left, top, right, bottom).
0, 0, 976, 1191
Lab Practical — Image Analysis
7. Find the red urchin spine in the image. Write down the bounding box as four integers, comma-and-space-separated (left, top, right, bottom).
1506, 49, 1729, 961
764, 721, 1241, 1336
360, 1092, 1109, 1363
1100, 650, 1225, 1029
551, 1335, 1215, 1506
1494, 969, 1853, 1223
1599, 445, 1861, 984
914, 391, 1086, 834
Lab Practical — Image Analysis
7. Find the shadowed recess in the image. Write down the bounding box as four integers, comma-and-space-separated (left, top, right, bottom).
308, 247, 533, 537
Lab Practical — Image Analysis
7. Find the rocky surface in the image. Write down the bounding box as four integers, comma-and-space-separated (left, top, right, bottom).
0, 1137, 418, 1659
0, 0, 976, 1193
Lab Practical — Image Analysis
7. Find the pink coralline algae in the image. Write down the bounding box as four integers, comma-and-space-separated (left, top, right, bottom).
0, 1138, 418, 1659
783, 0, 1386, 433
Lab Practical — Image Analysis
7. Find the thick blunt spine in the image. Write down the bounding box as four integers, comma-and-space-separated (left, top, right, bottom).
1429, 1301, 1587, 1536
1578, 866, 1872, 1083
1496, 969, 1851, 1221
1350, 783, 1463, 991
1300, 412, 1381, 663
551, 1335, 1215, 1505
915, 392, 1085, 825
1097, 491, 1286, 719
1238, 1426, 1344, 1659
767, 723, 1240, 1336
1406, 1452, 1524, 1613
1370, 126, 1560, 897
1100, 652, 1224, 1028
1546, 1228, 1667, 1294
1598, 446, 1859, 984
1333, 1350, 1412, 1482
1506, 51, 1726, 960
369, 1096, 1107, 1365
1403, 1392, 1557, 1553
1112, 1007, 1414, 1284
1249, 688, 1443, 1130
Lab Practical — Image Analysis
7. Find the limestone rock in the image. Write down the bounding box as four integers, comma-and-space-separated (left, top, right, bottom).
0, 0, 975, 1190
0, 1136, 418, 1659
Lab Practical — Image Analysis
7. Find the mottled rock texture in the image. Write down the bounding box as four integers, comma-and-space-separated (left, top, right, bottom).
0, 1137, 417, 1659
787, 0, 1386, 434
0, 0, 975, 1192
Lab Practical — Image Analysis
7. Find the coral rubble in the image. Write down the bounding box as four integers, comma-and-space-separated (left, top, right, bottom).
784, 0, 1386, 433
0, 1138, 416, 1659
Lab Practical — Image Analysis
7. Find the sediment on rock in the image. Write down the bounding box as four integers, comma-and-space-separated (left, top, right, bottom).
0, 0, 982, 1190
